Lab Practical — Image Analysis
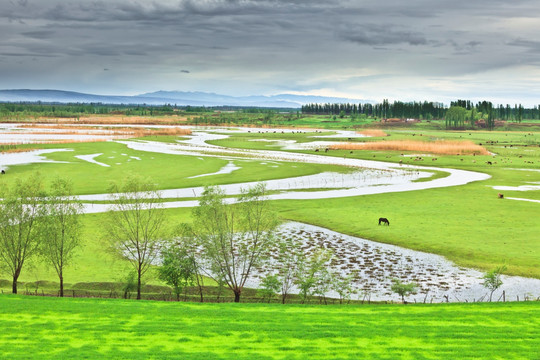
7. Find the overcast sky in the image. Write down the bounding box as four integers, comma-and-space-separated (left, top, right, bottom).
1, 0, 540, 105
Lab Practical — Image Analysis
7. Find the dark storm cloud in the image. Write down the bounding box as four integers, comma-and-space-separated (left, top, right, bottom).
21, 30, 55, 39
340, 25, 428, 46
1, 52, 56, 57
0, 0, 539, 104
508, 39, 540, 54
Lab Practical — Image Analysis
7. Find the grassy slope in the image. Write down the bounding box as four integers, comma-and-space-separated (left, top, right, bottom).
0, 295, 538, 359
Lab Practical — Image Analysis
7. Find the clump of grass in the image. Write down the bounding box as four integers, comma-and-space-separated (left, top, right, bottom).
0, 144, 18, 152
0, 147, 41, 154
331, 140, 489, 155
358, 129, 387, 137
0, 143, 42, 153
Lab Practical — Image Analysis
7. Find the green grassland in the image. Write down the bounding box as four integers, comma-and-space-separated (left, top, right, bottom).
0, 295, 538, 359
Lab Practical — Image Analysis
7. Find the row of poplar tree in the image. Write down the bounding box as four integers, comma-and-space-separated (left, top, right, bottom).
301, 99, 540, 122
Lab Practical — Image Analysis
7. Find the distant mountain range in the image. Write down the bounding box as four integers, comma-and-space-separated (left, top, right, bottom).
0, 89, 370, 108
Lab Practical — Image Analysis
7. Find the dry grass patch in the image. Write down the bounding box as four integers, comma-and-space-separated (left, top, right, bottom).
131, 127, 192, 137
331, 140, 489, 155
29, 115, 189, 125
13, 125, 192, 139
77, 115, 189, 125
358, 129, 387, 137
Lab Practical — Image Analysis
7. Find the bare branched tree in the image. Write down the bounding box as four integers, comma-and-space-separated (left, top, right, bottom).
41, 177, 83, 297
104, 175, 166, 300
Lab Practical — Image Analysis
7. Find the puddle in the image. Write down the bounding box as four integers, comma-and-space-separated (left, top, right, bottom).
506, 197, 540, 204
0, 124, 121, 143
493, 183, 540, 191
0, 149, 72, 170
75, 153, 110, 167
249, 138, 347, 150
188, 161, 241, 179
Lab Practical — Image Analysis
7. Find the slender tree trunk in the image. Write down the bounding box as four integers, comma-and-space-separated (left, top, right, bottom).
59, 273, 64, 297
195, 274, 204, 302
234, 289, 241, 303
137, 269, 142, 300
12, 268, 21, 294
281, 293, 287, 304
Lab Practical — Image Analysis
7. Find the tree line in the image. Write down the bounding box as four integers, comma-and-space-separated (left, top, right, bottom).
301, 100, 446, 120
301, 99, 540, 123
0, 103, 179, 119
0, 103, 297, 121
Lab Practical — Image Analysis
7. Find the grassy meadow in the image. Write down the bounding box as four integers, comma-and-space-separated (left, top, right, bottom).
0, 295, 538, 359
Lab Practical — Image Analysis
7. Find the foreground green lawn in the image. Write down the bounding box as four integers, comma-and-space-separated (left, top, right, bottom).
0, 295, 538, 359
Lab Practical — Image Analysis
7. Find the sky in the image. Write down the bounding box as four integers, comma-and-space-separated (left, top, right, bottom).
1, 0, 540, 106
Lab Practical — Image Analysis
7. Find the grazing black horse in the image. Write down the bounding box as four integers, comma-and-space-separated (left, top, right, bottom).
378, 217, 390, 226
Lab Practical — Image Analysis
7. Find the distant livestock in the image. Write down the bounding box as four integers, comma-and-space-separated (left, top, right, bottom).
498, 193, 504, 199
1, 170, 5, 175
378, 217, 390, 226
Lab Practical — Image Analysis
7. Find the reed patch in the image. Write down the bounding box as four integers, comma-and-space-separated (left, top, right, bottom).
9, 125, 192, 143
331, 140, 489, 155
357, 129, 387, 137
